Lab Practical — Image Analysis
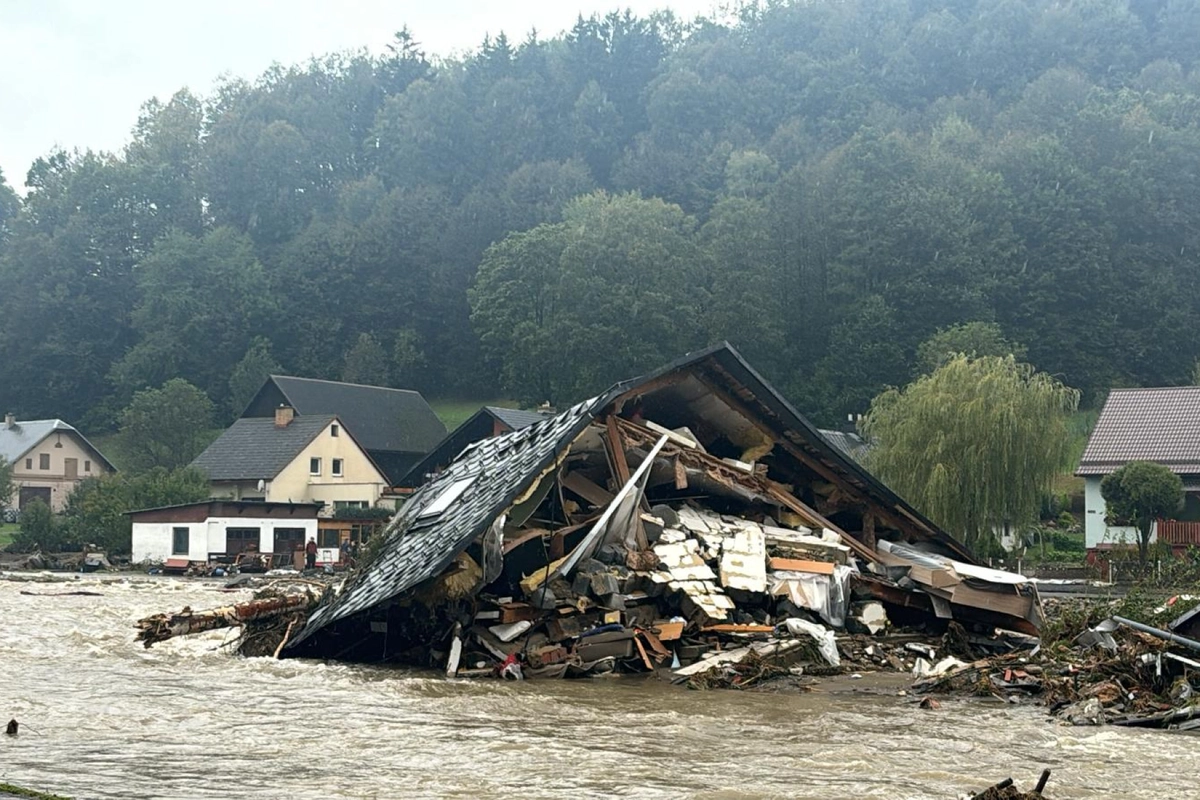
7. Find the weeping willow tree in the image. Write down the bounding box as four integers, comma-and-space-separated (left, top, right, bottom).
861, 355, 1079, 551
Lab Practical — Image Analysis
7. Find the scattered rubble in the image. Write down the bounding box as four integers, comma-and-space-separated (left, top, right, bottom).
914, 598, 1200, 731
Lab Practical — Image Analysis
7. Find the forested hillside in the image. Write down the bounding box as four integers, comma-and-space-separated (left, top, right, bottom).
2, 0, 1199, 430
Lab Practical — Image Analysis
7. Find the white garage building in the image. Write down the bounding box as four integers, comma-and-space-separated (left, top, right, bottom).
129, 500, 323, 565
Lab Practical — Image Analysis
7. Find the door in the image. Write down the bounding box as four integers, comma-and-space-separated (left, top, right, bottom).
64, 458, 78, 479
18, 486, 52, 510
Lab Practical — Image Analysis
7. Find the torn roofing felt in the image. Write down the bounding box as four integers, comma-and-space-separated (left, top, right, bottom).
289, 342, 975, 649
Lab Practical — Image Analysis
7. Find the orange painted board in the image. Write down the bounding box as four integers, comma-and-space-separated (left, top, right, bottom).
769, 557, 835, 575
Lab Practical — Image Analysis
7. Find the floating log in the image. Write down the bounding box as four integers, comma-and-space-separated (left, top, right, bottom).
135, 594, 311, 648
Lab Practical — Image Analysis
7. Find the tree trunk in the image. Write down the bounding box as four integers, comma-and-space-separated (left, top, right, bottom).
135, 594, 311, 648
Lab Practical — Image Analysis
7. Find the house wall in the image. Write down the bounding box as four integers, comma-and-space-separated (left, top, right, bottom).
266, 420, 386, 512
132, 516, 318, 563
1084, 476, 1150, 549
9, 434, 112, 512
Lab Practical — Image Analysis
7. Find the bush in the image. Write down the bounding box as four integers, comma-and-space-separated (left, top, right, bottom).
9, 498, 73, 553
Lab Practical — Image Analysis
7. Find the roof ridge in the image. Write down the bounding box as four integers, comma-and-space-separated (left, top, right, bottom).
271, 374, 422, 397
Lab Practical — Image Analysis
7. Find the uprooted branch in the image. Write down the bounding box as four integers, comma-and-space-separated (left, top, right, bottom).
135, 593, 316, 649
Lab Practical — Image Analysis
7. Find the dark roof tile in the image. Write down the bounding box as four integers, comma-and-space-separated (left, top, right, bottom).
1078, 387, 1200, 475
268, 376, 447, 454
190, 416, 334, 481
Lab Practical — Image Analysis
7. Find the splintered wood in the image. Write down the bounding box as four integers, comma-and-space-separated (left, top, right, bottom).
135, 594, 311, 648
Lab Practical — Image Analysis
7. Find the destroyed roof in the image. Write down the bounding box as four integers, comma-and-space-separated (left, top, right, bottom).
292, 397, 600, 645
190, 415, 338, 481
0, 418, 116, 472
1078, 387, 1200, 476
242, 375, 447, 456
396, 405, 555, 489
291, 343, 975, 647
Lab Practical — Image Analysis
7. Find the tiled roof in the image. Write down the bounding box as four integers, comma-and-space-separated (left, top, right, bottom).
0, 419, 116, 472
486, 406, 554, 431
190, 416, 334, 481
291, 398, 599, 645
264, 376, 447, 454
1078, 387, 1200, 475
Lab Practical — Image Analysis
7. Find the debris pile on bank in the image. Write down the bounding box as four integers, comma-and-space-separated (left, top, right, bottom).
915, 598, 1200, 730
132, 345, 1047, 687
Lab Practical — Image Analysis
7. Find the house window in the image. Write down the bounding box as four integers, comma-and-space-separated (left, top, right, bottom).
225, 527, 261, 555
172, 527, 190, 556
332, 458, 344, 477
310, 457, 321, 476
318, 528, 343, 548
84, 460, 91, 473
39, 453, 50, 470
331, 424, 340, 437
25, 458, 31, 470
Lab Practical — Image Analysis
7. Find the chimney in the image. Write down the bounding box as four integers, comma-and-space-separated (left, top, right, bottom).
274, 405, 295, 428
4, 413, 14, 429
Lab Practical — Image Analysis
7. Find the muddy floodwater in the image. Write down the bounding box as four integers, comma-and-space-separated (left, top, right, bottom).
0, 578, 1196, 800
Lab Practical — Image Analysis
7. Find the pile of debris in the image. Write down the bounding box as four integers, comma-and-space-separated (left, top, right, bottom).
137, 345, 1050, 685
914, 598, 1200, 730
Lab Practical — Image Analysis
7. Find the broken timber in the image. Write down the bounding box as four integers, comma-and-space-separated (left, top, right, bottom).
136, 594, 311, 648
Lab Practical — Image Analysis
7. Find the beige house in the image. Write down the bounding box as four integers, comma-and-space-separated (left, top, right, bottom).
0, 414, 117, 512
190, 406, 388, 515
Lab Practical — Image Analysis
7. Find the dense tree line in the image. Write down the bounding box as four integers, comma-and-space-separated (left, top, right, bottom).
2, 0, 1200, 431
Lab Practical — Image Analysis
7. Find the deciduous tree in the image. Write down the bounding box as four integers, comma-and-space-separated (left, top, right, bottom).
1100, 461, 1184, 565
862, 355, 1079, 550
116, 380, 216, 473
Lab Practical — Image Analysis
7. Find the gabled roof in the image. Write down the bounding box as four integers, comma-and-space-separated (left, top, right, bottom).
291, 343, 974, 649
246, 376, 447, 455
1078, 387, 1200, 476
0, 419, 116, 472
191, 415, 337, 481
396, 404, 555, 489
485, 406, 553, 430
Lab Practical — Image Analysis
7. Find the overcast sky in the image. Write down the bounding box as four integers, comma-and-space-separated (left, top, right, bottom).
0, 0, 718, 191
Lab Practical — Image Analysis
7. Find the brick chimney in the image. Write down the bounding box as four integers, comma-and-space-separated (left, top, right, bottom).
274, 405, 295, 428
4, 413, 14, 429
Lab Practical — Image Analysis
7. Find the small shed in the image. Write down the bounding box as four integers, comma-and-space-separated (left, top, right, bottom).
129, 500, 323, 566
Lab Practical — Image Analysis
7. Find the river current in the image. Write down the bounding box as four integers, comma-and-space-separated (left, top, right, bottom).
0, 577, 1195, 799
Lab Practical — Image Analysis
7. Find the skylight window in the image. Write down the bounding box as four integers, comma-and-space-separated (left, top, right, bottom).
417, 476, 475, 518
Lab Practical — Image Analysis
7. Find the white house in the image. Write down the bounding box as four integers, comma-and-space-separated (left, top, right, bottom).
129, 499, 322, 565
1077, 387, 1200, 556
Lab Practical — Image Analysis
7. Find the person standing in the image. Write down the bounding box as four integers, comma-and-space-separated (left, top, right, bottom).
305, 538, 317, 570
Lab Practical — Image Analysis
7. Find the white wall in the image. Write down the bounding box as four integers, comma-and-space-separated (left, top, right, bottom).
1084, 476, 1153, 549
131, 516, 317, 563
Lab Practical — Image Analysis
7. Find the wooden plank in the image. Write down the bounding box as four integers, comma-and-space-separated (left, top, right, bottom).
633, 633, 655, 670
768, 557, 835, 575
561, 470, 615, 507
700, 624, 776, 633
653, 621, 685, 641
673, 457, 688, 490
766, 485, 878, 564
605, 415, 632, 486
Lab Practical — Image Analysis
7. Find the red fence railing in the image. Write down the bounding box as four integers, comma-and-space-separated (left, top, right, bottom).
1156, 520, 1200, 546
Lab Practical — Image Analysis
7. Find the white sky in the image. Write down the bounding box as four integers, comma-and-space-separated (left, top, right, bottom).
0, 0, 719, 191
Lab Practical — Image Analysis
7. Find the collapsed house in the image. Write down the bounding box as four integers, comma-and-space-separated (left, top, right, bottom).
272, 343, 1041, 675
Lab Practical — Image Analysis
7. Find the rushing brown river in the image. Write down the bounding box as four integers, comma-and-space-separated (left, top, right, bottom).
0, 577, 1195, 799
